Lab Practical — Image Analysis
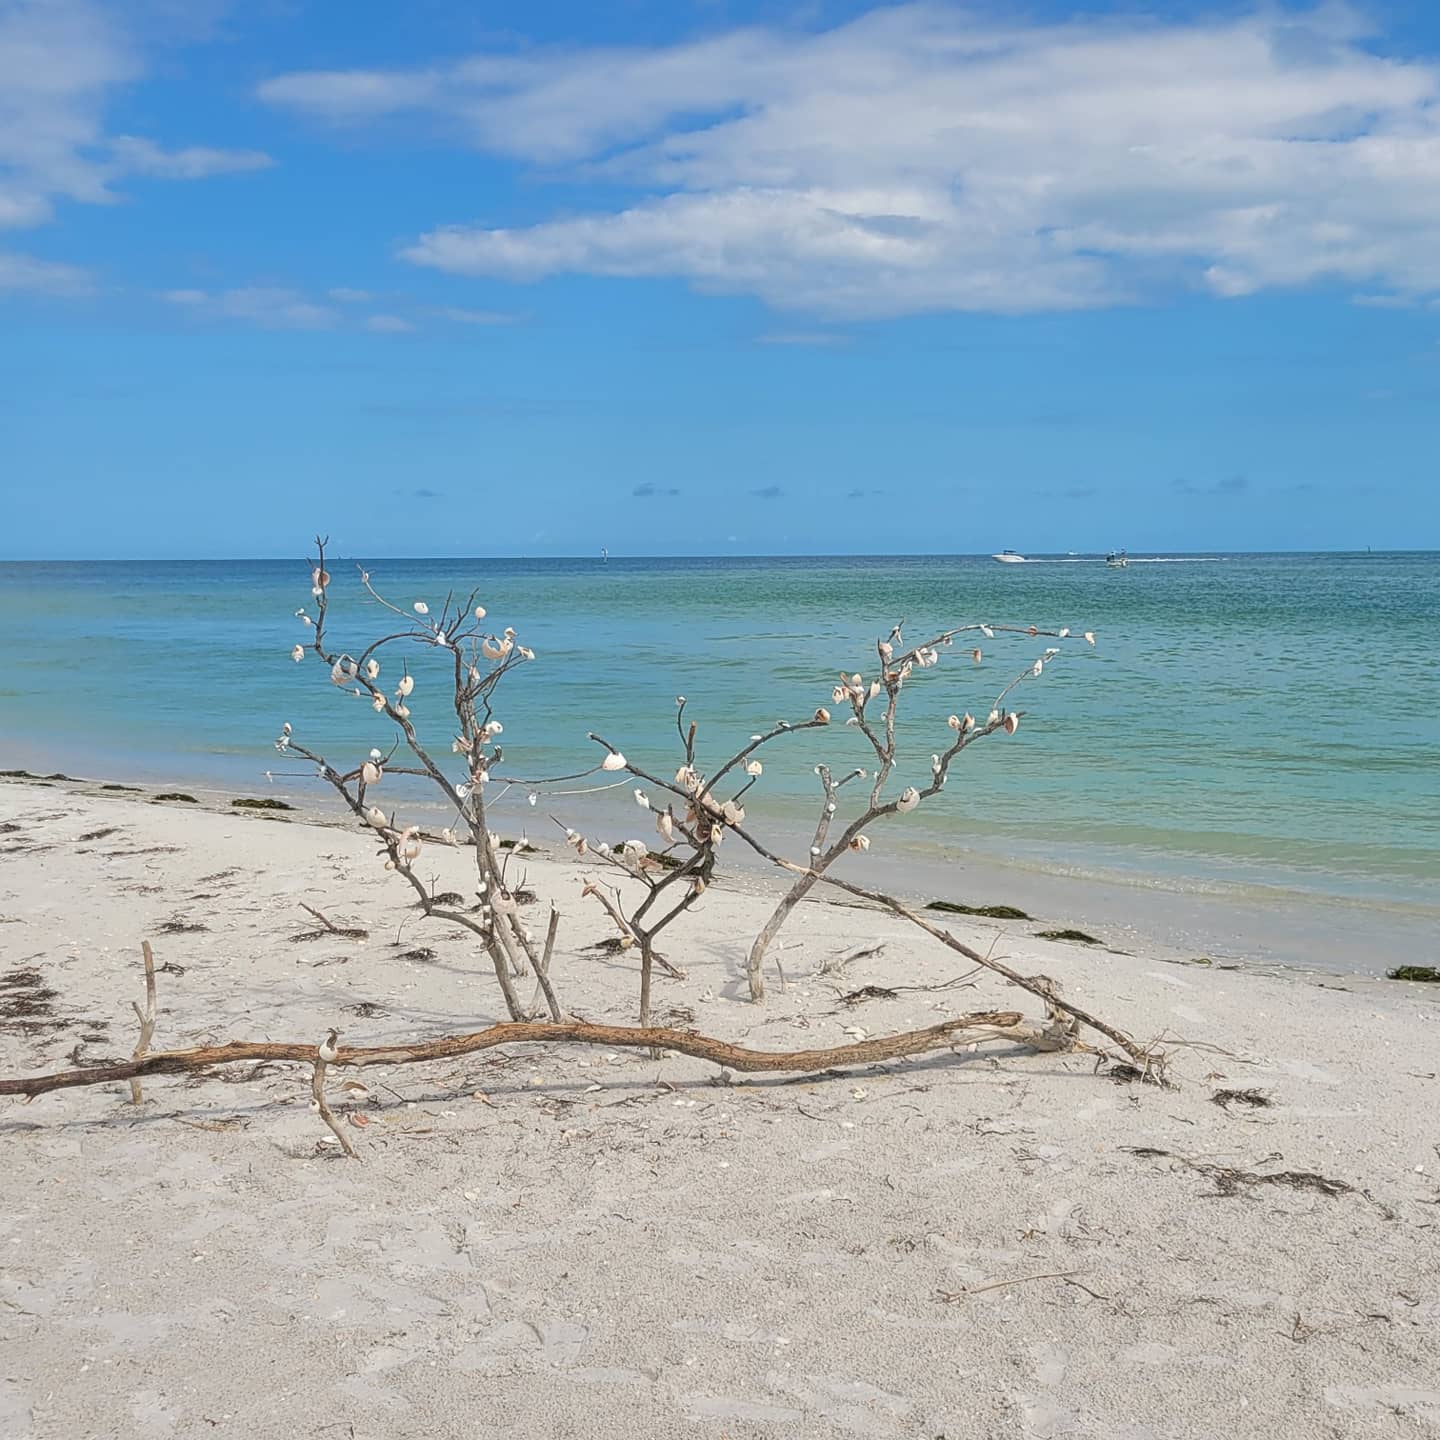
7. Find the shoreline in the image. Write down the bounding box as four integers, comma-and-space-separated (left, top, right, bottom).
3, 761, 1434, 984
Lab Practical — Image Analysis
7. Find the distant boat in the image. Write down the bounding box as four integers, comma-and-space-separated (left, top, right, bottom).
1105, 550, 1129, 568
601, 547, 609, 563
992, 550, 1026, 564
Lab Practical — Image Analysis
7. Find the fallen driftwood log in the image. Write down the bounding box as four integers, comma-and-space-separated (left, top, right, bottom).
1, 1010, 1037, 1102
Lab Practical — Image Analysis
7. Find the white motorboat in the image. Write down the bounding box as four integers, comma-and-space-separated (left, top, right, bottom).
992, 550, 1026, 564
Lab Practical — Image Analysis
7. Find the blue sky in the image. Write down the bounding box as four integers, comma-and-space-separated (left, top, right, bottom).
2, 0, 1438, 558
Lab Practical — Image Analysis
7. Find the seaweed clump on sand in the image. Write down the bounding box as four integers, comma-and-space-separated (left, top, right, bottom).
154, 792, 198, 803
1387, 966, 1440, 983
231, 797, 294, 811
1036, 928, 1102, 945
925, 899, 1031, 921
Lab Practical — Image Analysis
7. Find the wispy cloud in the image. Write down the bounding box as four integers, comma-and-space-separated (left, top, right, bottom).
264, 6, 1440, 317
413, 487, 443, 500
633, 482, 680, 497
365, 313, 416, 333
750, 484, 784, 499
757, 331, 850, 348
163, 286, 339, 330
0, 250, 92, 296
107, 135, 272, 181
0, 0, 271, 295
429, 306, 518, 325
1175, 474, 1250, 498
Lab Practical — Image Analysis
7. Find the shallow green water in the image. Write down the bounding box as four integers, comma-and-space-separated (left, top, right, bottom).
1, 552, 1436, 910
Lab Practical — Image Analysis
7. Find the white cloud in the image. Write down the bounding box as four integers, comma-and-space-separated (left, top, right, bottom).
162, 286, 339, 330
364, 313, 415, 333
431, 305, 516, 325
756, 330, 850, 347
107, 135, 273, 181
328, 286, 373, 303
264, 4, 1440, 316
0, 0, 271, 292
0, 249, 92, 295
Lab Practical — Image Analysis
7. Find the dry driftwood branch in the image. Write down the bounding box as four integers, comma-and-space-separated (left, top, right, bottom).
128, 939, 157, 1105
0, 1010, 1044, 1100
311, 1028, 358, 1158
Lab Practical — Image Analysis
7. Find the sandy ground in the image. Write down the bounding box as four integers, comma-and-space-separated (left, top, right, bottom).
2, 776, 1438, 1440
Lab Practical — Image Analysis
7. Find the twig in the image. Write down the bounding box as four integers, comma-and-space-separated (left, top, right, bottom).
311, 1029, 358, 1159
937, 1269, 1082, 1301
128, 940, 157, 1105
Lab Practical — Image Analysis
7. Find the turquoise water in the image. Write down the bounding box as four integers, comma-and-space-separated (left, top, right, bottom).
1, 553, 1437, 911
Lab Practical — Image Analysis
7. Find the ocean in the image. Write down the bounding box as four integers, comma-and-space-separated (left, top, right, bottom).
2, 552, 1437, 941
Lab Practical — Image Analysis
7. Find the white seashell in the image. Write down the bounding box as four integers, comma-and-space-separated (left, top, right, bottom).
849, 834, 871, 852
369, 748, 382, 760
371, 694, 386, 711
365, 806, 387, 828
896, 787, 920, 813
1003, 712, 1020, 735
868, 680, 882, 700
1059, 628, 1070, 638
394, 703, 410, 718
634, 789, 650, 808
656, 812, 674, 841
527, 793, 538, 807
601, 752, 626, 772
947, 714, 962, 730
396, 674, 415, 697
980, 625, 994, 639
362, 761, 382, 785
1033, 659, 1044, 677
814, 707, 830, 724
291, 644, 304, 662
1084, 631, 1095, 645
474, 606, 486, 620
832, 685, 847, 704
413, 601, 429, 615
746, 760, 763, 777
364, 659, 380, 679
987, 708, 1000, 725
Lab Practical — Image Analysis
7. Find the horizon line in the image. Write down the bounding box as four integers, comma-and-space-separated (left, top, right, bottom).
1, 547, 1436, 565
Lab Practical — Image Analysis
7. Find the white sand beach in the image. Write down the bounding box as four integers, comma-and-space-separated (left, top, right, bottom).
2, 775, 1438, 1439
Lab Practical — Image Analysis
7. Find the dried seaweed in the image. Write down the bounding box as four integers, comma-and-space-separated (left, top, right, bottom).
1212, 1088, 1274, 1110
925, 899, 1031, 921
231, 797, 294, 811
1036, 928, 1101, 945
1123, 1145, 1364, 1202
154, 793, 197, 803
840, 984, 900, 1006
